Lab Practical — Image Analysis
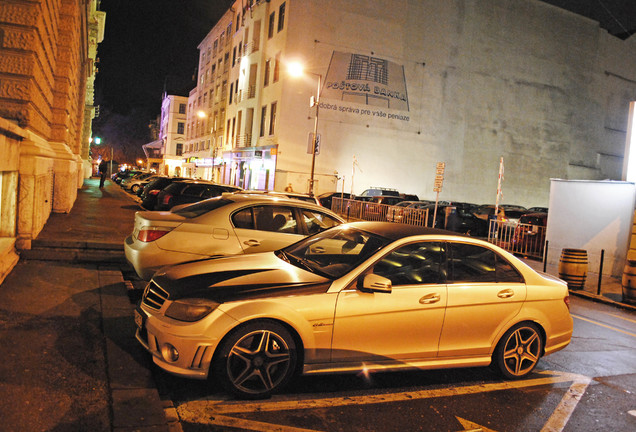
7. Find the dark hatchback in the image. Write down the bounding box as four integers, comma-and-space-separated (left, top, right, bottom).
154, 180, 242, 211
140, 177, 188, 210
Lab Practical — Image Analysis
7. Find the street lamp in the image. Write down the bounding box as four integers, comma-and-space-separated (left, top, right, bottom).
288, 62, 321, 196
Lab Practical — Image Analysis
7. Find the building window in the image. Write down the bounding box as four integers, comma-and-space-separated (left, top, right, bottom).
264, 59, 271, 87
278, 3, 286, 32
268, 12, 275, 38
229, 82, 234, 104
176, 143, 183, 156
179, 103, 186, 114
273, 53, 280, 82
226, 24, 232, 41
177, 122, 185, 134
232, 46, 237, 67
269, 102, 277, 135
236, 13, 241, 32
260, 106, 267, 137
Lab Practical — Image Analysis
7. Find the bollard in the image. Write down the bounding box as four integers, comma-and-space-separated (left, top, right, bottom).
597, 249, 604, 295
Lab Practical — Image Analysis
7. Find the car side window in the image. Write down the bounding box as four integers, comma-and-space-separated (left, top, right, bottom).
237, 206, 297, 234
232, 207, 254, 229
302, 209, 341, 235
202, 186, 225, 198
373, 242, 445, 286
448, 243, 523, 283
182, 184, 206, 197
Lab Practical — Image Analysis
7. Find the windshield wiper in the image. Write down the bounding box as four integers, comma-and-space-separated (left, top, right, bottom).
285, 253, 317, 272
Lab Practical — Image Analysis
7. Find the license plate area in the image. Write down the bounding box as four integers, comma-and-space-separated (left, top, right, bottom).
134, 308, 146, 329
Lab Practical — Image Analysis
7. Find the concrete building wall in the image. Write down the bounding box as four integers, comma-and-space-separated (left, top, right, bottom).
267, 0, 636, 205
0, 0, 104, 259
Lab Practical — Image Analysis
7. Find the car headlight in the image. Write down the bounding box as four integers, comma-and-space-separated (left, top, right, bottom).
164, 298, 219, 322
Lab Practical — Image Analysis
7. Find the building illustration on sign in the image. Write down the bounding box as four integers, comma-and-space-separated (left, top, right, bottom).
321, 51, 410, 127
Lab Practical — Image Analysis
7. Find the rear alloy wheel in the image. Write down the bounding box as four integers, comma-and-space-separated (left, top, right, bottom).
131, 184, 140, 193
495, 323, 543, 379
214, 321, 297, 399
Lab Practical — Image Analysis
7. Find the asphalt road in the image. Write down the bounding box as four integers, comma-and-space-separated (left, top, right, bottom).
147, 295, 636, 432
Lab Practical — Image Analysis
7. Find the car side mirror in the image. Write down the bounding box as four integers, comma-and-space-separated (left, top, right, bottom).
359, 274, 392, 293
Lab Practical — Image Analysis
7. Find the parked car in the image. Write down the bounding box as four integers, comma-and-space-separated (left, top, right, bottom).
526, 206, 548, 213
500, 205, 528, 226
112, 170, 143, 184
318, 191, 353, 209
511, 212, 548, 257
155, 180, 242, 211
135, 176, 166, 197
420, 203, 488, 235
121, 172, 155, 193
386, 200, 430, 223
237, 190, 321, 206
357, 187, 401, 199
134, 221, 572, 398
125, 193, 345, 279
140, 177, 189, 210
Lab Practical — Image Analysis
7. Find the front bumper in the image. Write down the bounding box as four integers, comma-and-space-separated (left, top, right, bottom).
134, 305, 238, 379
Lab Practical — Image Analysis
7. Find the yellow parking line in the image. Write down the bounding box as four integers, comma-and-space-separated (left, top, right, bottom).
607, 313, 636, 325
572, 314, 636, 338
202, 371, 582, 414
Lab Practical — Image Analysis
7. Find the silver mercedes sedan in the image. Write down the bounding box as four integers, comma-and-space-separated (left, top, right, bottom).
134, 222, 572, 399
125, 193, 345, 280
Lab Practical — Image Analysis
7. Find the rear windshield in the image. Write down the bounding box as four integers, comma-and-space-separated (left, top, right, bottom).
172, 197, 234, 218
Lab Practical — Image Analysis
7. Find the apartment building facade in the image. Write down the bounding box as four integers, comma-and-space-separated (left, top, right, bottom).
143, 94, 188, 176
182, 0, 636, 204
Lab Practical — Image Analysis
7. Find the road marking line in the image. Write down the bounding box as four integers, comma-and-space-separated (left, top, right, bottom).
180, 412, 323, 432
540, 376, 591, 432
195, 371, 585, 414
456, 416, 498, 432
607, 313, 636, 325
572, 314, 636, 338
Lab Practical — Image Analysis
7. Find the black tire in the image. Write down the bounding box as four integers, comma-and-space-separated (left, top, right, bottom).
213, 320, 297, 399
494, 322, 543, 379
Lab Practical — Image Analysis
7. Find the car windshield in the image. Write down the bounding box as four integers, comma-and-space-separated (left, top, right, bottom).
277, 226, 390, 279
172, 197, 234, 218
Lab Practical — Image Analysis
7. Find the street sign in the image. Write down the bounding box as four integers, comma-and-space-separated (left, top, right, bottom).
307, 133, 321, 155
433, 162, 445, 192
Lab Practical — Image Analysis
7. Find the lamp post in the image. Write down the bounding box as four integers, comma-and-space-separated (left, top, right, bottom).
288, 62, 321, 196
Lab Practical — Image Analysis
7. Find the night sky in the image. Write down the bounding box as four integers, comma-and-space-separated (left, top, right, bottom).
92, 0, 232, 161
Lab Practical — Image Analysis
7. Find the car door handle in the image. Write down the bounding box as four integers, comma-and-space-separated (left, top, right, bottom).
419, 293, 441, 304
243, 239, 261, 247
497, 289, 514, 298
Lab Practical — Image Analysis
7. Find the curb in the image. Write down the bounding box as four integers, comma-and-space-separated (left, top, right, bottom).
569, 289, 636, 312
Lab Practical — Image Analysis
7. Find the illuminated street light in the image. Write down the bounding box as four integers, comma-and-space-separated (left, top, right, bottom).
288, 61, 321, 196
197, 110, 206, 119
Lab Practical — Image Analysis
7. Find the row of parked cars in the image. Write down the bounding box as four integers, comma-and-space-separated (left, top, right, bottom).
122, 176, 571, 400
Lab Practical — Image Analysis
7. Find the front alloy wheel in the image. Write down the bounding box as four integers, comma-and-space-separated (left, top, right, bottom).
495, 323, 543, 379
215, 321, 297, 399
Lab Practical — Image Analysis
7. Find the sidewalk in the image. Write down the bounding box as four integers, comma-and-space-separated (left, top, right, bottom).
0, 178, 176, 432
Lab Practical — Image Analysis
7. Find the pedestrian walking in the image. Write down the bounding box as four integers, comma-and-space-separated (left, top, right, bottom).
284, 183, 294, 192
99, 159, 108, 188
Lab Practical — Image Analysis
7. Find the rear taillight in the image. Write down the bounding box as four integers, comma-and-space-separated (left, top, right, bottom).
137, 228, 172, 242
161, 194, 173, 206
564, 295, 570, 310
149, 189, 160, 196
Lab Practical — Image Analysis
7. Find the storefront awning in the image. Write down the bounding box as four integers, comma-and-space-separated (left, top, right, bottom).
142, 139, 163, 158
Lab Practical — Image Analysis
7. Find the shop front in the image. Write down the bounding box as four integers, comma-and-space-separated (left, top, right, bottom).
222, 146, 277, 190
